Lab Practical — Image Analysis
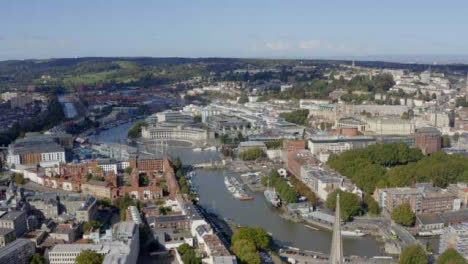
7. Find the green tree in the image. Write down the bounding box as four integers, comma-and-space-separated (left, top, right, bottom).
266, 170, 297, 204
238, 148, 264, 161
442, 135, 451, 148
391, 204, 415, 227
279, 109, 309, 126
127, 121, 148, 138
238, 94, 249, 104
289, 175, 319, 206
83, 220, 102, 232
177, 244, 201, 264
84, 173, 93, 181
98, 198, 112, 207
456, 98, 468, 107
11, 173, 25, 185
182, 249, 201, 264
176, 169, 184, 179
326, 190, 362, 221
29, 253, 44, 264
173, 157, 182, 171
437, 248, 467, 264
231, 239, 261, 264
139, 173, 149, 186
399, 245, 427, 264
220, 134, 228, 144
232, 227, 271, 250
91, 175, 105, 181
401, 112, 410, 120
193, 115, 202, 122
327, 143, 427, 193
364, 194, 379, 215
76, 250, 104, 264
178, 243, 193, 255
114, 195, 134, 220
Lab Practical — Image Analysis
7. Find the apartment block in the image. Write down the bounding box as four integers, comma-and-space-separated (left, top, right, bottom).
0, 239, 35, 264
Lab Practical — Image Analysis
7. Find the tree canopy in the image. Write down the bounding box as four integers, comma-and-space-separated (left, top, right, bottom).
279, 109, 309, 126
231, 227, 271, 264
399, 245, 428, 264
231, 239, 261, 264
12, 173, 25, 185
76, 250, 104, 264
238, 148, 264, 161
231, 227, 271, 250
177, 244, 201, 264
83, 220, 102, 233
264, 170, 298, 204
238, 94, 249, 104
437, 248, 467, 264
328, 143, 468, 193
391, 203, 415, 227
326, 190, 362, 221
29, 253, 44, 264
127, 120, 148, 138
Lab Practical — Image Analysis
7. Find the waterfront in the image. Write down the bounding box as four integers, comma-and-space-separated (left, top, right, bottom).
90, 121, 384, 257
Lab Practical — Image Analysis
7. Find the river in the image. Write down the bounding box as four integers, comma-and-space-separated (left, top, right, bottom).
89, 121, 384, 257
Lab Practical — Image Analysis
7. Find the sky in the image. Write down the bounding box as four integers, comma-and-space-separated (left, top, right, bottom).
1, 0, 468, 61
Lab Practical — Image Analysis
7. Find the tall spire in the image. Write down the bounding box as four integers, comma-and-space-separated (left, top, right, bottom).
330, 193, 343, 264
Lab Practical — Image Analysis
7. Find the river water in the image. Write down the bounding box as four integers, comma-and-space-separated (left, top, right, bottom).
90, 121, 384, 257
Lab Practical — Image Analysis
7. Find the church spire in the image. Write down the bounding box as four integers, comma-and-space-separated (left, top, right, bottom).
330, 193, 343, 264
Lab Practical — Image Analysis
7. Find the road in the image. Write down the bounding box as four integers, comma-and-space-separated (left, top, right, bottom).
354, 215, 418, 249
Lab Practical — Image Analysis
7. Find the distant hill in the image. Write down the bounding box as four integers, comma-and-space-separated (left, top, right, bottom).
1, 57, 467, 90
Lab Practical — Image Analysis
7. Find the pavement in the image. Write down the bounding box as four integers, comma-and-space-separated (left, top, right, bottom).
353, 215, 419, 250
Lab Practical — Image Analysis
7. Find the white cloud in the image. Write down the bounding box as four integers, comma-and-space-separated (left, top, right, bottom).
298, 40, 321, 49
265, 41, 291, 51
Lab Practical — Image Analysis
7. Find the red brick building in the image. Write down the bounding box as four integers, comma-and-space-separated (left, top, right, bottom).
287, 150, 318, 178
414, 127, 441, 155
130, 158, 164, 172
282, 140, 306, 154
327, 127, 358, 137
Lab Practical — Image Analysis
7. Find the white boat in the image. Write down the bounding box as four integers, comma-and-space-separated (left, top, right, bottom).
193, 147, 203, 152
241, 172, 261, 178
305, 225, 319, 230
205, 146, 217, 151
264, 173, 280, 207
418, 230, 443, 236
341, 229, 367, 237
224, 177, 232, 188
225, 176, 254, 200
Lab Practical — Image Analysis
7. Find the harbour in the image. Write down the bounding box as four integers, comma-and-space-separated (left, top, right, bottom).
89, 121, 385, 257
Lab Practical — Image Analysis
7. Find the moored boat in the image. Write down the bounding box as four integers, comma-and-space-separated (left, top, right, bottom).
341, 229, 367, 237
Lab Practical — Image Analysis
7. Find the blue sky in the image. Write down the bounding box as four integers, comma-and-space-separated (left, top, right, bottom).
1, 0, 467, 60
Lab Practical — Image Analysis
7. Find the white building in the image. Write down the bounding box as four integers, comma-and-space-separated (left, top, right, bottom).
364, 117, 415, 136
154, 110, 194, 124
439, 223, 468, 258
308, 135, 375, 155
300, 165, 343, 200
7, 140, 65, 167
49, 222, 139, 264
141, 124, 212, 142
97, 159, 119, 174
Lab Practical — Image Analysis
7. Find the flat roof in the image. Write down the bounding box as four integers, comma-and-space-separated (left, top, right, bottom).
0, 228, 14, 236
0, 210, 25, 221
417, 214, 443, 225
239, 141, 266, 147
50, 243, 104, 253
0, 239, 33, 258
